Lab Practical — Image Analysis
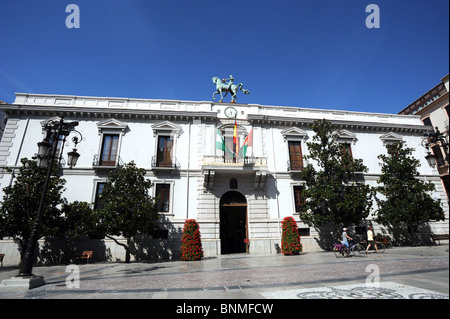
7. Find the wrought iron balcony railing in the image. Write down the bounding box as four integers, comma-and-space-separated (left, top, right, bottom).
93, 154, 124, 168
202, 155, 267, 166
151, 156, 180, 170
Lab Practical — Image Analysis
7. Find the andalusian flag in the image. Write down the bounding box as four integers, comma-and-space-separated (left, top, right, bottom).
241, 128, 253, 158
216, 128, 225, 152
233, 120, 238, 157
216, 128, 234, 157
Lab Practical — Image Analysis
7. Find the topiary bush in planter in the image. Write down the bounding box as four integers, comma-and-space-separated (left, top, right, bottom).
281, 216, 302, 255
180, 219, 204, 261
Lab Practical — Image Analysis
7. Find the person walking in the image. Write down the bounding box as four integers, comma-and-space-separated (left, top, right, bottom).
365, 226, 379, 254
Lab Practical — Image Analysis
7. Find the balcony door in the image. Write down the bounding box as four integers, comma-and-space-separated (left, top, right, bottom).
288, 140, 303, 170
100, 134, 119, 166
157, 136, 173, 167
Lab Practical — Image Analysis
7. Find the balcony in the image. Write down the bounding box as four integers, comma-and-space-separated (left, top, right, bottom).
151, 156, 180, 173
92, 154, 124, 170
201, 155, 268, 190
202, 155, 267, 167
287, 160, 304, 172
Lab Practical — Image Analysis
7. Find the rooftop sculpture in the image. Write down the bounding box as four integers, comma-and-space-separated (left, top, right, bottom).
212, 75, 250, 103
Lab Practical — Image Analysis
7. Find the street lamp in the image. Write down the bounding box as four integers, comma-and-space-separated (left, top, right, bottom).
15, 117, 83, 287
422, 127, 449, 168
424, 151, 437, 168
67, 136, 82, 168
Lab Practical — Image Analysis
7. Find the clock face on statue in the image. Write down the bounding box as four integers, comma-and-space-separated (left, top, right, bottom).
224, 107, 237, 118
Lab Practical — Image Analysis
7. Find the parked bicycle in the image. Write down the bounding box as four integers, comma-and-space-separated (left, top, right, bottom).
332, 240, 365, 258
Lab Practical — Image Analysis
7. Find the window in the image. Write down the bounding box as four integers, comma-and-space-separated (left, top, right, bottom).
217, 126, 239, 162
281, 127, 308, 172
293, 186, 305, 213
155, 184, 171, 212
288, 141, 303, 170
156, 136, 174, 167
151, 229, 169, 239
94, 182, 106, 210
95, 119, 128, 167
100, 134, 119, 165
151, 121, 181, 169
340, 143, 353, 158
422, 117, 433, 127
298, 228, 310, 237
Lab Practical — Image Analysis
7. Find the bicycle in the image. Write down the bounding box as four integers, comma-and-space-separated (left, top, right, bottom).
332, 240, 365, 258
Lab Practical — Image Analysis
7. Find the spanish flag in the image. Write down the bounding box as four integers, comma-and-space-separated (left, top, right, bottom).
233, 120, 238, 157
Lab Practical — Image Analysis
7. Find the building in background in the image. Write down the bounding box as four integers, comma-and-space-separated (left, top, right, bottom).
399, 74, 449, 200
0, 93, 448, 265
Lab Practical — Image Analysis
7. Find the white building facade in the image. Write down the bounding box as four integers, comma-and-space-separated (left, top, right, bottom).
0, 93, 448, 264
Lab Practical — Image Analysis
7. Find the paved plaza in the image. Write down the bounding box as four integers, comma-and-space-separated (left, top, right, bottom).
0, 245, 448, 299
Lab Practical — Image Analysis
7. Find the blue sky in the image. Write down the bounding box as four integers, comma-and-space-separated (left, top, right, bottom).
0, 0, 448, 114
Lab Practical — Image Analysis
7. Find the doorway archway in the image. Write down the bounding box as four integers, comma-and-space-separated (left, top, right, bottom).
220, 191, 248, 254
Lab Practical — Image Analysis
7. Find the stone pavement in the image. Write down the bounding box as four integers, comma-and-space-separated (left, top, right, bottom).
0, 245, 448, 300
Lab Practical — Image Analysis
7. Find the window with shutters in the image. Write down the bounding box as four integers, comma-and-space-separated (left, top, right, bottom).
288, 140, 303, 170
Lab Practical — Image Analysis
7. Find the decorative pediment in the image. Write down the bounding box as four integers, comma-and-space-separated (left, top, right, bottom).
281, 127, 308, 141
96, 119, 128, 135
380, 132, 403, 144
336, 129, 357, 144
151, 121, 182, 137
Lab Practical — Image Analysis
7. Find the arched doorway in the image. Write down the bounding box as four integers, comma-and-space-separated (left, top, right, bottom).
220, 191, 248, 254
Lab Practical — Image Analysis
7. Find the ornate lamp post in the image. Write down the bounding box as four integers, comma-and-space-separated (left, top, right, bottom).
422, 127, 449, 168
13, 117, 82, 288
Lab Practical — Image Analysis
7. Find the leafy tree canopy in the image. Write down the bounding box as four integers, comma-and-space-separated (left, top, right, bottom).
299, 119, 373, 232
0, 158, 66, 254
97, 161, 159, 262
376, 142, 445, 229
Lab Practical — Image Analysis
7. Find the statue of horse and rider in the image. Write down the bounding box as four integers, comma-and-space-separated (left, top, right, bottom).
212, 75, 250, 103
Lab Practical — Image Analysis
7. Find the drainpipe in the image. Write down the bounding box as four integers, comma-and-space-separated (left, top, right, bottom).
186, 121, 191, 219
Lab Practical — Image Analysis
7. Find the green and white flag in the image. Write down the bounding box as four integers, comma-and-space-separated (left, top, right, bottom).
216, 128, 234, 157
216, 128, 225, 152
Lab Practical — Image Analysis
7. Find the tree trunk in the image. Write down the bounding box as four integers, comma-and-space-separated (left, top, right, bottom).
106, 235, 131, 263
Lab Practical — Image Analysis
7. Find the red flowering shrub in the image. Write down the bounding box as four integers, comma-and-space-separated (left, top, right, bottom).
281, 216, 302, 255
180, 219, 204, 261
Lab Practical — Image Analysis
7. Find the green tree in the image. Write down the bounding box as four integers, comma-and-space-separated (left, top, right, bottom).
376, 142, 445, 244
60, 201, 102, 239
299, 119, 373, 236
96, 161, 159, 263
0, 158, 66, 257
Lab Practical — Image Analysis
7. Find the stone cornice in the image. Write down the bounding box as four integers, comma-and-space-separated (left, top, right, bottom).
0, 104, 218, 122
246, 114, 430, 134
1, 93, 430, 134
